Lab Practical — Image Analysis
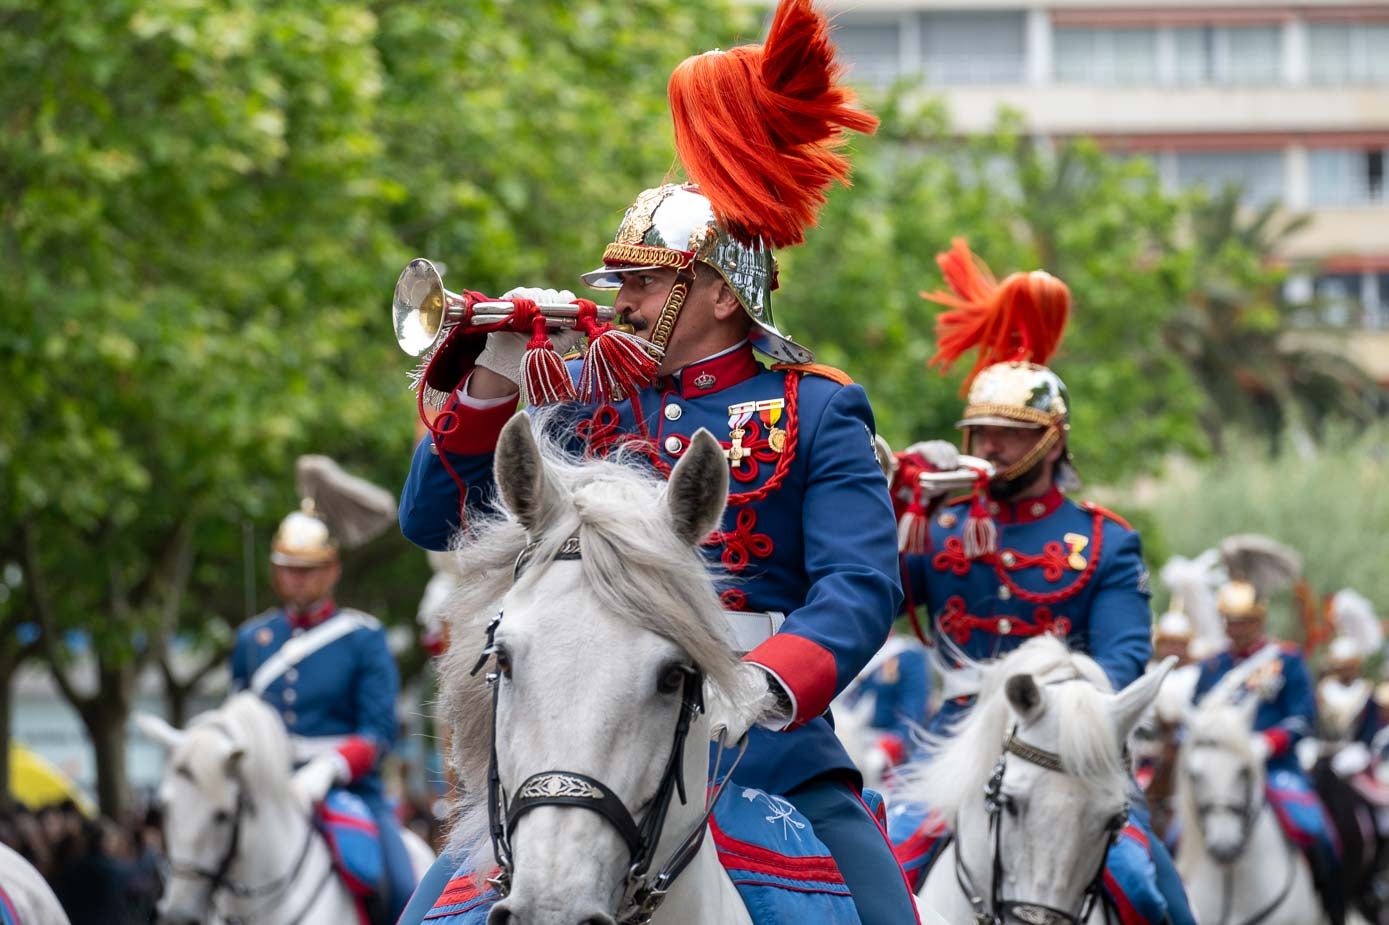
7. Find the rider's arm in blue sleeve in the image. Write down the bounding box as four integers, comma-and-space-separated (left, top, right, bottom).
332, 623, 401, 785
745, 382, 903, 729
1264, 652, 1316, 757
890, 648, 931, 741
1086, 526, 1154, 692
399, 390, 519, 551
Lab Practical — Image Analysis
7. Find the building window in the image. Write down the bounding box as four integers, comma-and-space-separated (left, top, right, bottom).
922, 12, 1025, 85
1311, 273, 1366, 328
831, 20, 903, 87
1174, 151, 1284, 205
1308, 23, 1389, 84
1309, 149, 1388, 206
1173, 26, 1281, 85
1054, 27, 1159, 84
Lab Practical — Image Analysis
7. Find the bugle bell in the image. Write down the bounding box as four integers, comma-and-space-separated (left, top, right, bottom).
392, 257, 621, 357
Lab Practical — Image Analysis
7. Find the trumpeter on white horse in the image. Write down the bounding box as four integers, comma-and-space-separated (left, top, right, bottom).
401, 416, 946, 924
138, 695, 434, 925
897, 636, 1172, 924
0, 841, 70, 924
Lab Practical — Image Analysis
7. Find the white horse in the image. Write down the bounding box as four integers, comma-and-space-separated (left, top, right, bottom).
0, 841, 70, 924
1175, 696, 1324, 925
901, 636, 1170, 924
137, 693, 434, 925
435, 415, 947, 925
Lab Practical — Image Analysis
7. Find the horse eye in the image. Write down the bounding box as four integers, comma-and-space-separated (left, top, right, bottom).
657, 665, 688, 696
495, 649, 513, 679
1001, 794, 1020, 817
213, 809, 230, 824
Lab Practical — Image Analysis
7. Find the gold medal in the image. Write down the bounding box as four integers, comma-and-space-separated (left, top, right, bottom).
1064, 532, 1089, 571
768, 427, 786, 453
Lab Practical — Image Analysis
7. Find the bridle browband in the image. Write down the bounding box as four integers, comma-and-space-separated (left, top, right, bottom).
955, 726, 1127, 925
471, 533, 745, 924
165, 723, 332, 925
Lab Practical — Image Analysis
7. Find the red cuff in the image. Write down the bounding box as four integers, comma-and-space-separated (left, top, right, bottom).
877, 733, 907, 766
745, 634, 838, 729
1263, 728, 1291, 756
336, 737, 378, 781
434, 392, 520, 454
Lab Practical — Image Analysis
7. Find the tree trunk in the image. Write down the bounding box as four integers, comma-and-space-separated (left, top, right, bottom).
81, 693, 131, 818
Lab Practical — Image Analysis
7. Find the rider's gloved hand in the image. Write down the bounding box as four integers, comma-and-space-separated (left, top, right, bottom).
710, 663, 787, 744
905, 439, 960, 473
474, 288, 585, 388
1250, 732, 1274, 765
292, 752, 348, 808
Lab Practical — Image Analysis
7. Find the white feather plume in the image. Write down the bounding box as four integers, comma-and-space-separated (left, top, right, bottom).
1331, 588, 1383, 657
1218, 534, 1302, 598
294, 455, 397, 549
1158, 549, 1226, 653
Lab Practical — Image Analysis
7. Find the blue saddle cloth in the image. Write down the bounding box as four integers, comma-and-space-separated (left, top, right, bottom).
318, 788, 383, 897
422, 785, 860, 924
0, 884, 19, 925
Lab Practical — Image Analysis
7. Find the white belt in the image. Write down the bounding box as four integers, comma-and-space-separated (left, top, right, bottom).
290, 734, 351, 765
724, 609, 785, 654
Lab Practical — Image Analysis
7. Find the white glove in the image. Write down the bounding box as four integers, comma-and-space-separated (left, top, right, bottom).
710, 663, 785, 744
1250, 733, 1273, 765
475, 288, 585, 386
292, 752, 348, 809
905, 440, 960, 472
1332, 742, 1372, 778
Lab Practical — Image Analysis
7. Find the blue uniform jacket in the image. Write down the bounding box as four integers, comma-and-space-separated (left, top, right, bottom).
1193, 641, 1316, 776
903, 488, 1153, 730
230, 606, 399, 804
399, 343, 902, 797
843, 639, 931, 746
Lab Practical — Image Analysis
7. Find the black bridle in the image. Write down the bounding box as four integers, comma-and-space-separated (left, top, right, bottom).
164, 729, 331, 925
470, 535, 745, 925
954, 727, 1127, 925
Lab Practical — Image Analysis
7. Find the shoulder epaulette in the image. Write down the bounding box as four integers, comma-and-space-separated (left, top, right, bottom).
1082, 501, 1131, 530
771, 363, 854, 386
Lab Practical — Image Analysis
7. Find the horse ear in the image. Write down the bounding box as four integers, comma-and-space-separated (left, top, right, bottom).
133, 712, 186, 751
494, 412, 560, 534
666, 429, 729, 546
1110, 656, 1176, 741
1005, 674, 1046, 724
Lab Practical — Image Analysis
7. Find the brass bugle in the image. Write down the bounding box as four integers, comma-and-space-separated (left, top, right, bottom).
919, 456, 995, 494
393, 257, 620, 357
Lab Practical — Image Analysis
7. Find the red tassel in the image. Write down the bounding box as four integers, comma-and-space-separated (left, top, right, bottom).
520, 315, 576, 405
897, 485, 930, 555
574, 301, 660, 402
963, 486, 997, 559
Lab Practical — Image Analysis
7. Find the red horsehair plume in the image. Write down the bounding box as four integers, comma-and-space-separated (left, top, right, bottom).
667, 0, 879, 249
922, 238, 1071, 390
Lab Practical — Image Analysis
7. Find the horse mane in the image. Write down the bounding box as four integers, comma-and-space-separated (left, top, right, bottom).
434, 413, 744, 868
190, 692, 296, 803
901, 636, 1124, 823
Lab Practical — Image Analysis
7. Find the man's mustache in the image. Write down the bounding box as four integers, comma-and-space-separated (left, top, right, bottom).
620, 313, 650, 332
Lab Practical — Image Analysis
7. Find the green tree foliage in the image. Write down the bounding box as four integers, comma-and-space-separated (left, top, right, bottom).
784, 101, 1208, 486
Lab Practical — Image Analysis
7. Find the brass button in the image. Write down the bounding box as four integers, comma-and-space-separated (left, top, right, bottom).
1001, 551, 1016, 567
938, 512, 957, 528
283, 689, 297, 705
285, 669, 298, 683
1030, 502, 1046, 517
664, 436, 683, 455
998, 618, 1012, 635
999, 586, 1012, 601
664, 403, 683, 421
429, 442, 439, 456
284, 710, 297, 725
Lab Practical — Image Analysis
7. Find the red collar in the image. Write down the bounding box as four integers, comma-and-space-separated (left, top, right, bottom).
985, 485, 1066, 524
287, 598, 337, 630
660, 344, 761, 399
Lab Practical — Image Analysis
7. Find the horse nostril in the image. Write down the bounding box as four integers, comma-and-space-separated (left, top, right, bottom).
485, 906, 514, 925
578, 917, 615, 925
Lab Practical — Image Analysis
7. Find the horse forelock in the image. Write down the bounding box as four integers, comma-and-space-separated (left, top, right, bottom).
902, 636, 1125, 822
1176, 700, 1265, 860
435, 415, 738, 869
184, 693, 295, 804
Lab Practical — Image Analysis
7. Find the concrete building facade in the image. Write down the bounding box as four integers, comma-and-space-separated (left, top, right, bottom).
824, 0, 1389, 379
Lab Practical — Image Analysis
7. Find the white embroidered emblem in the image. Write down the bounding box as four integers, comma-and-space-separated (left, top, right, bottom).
741, 787, 807, 841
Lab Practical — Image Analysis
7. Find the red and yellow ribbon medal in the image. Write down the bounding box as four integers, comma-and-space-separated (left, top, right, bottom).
757, 398, 786, 453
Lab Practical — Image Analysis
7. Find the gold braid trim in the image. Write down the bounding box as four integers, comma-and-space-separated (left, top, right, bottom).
997, 425, 1062, 481
962, 402, 1056, 428
650, 280, 688, 354
601, 243, 693, 271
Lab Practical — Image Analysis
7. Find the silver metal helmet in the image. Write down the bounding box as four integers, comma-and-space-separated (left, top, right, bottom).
580, 184, 812, 365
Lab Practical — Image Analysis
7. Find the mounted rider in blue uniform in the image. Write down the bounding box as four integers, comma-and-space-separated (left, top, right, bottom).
395, 3, 919, 922
886, 240, 1196, 924
1193, 578, 1346, 924
229, 457, 416, 923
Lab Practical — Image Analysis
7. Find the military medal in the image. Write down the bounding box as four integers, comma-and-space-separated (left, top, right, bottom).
727, 401, 756, 469
256, 627, 274, 646
1063, 532, 1089, 570
756, 398, 786, 454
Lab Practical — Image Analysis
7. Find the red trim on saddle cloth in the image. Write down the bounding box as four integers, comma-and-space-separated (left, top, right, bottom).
849, 790, 924, 925
432, 390, 520, 455
1264, 728, 1292, 756
746, 634, 837, 727
319, 805, 378, 834
710, 816, 845, 884
937, 596, 1071, 645
663, 344, 761, 399
335, 737, 378, 781
1101, 870, 1146, 925
426, 874, 499, 918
